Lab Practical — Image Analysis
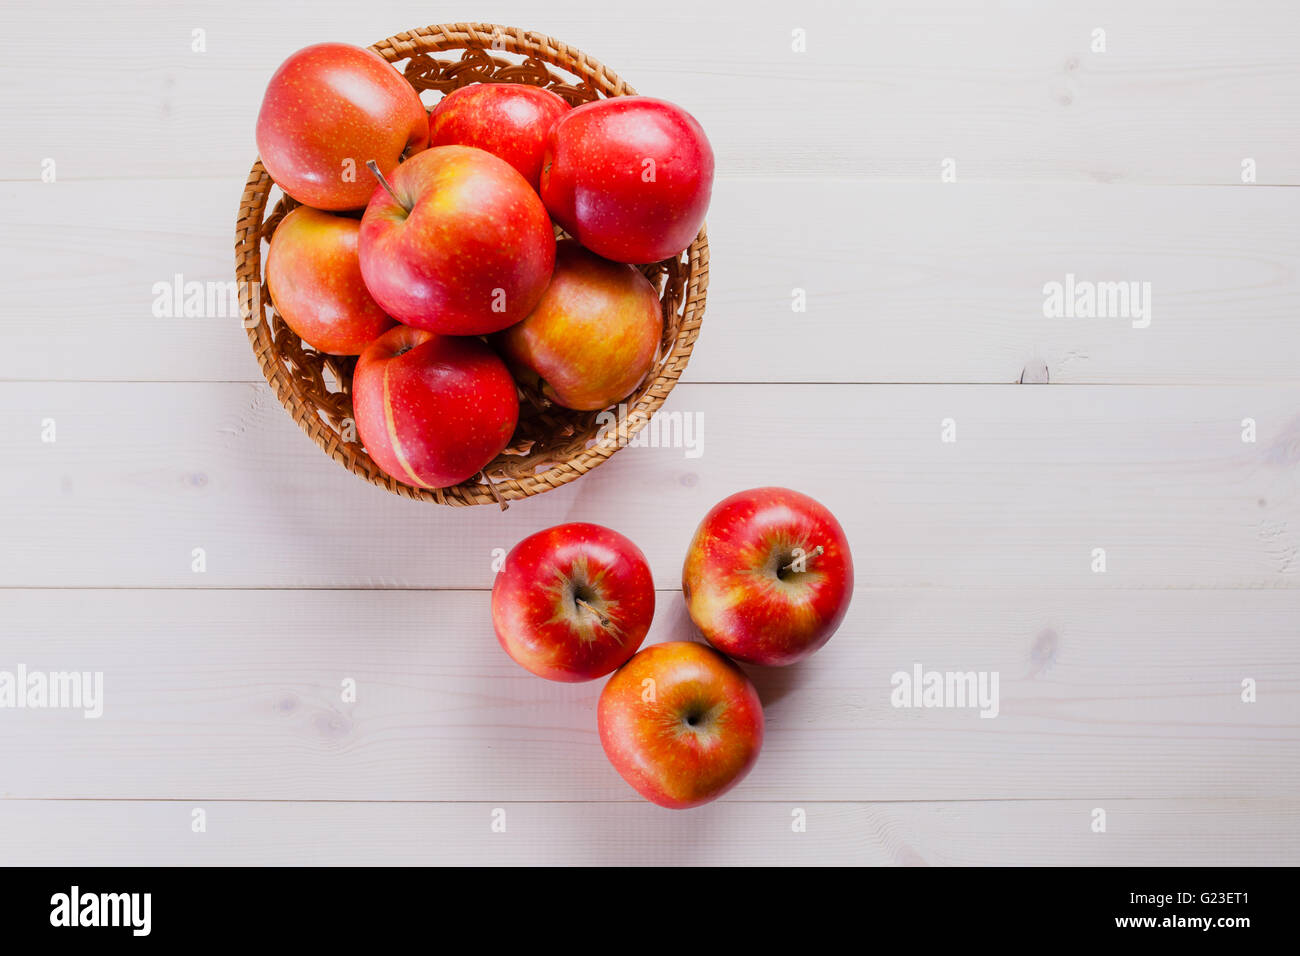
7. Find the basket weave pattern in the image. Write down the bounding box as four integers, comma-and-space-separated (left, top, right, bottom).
235, 23, 708, 507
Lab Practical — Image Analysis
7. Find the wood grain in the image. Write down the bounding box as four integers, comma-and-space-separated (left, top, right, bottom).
1, 798, 1294, 865
0, 588, 1294, 802
2, 0, 1297, 184
0, 382, 1296, 589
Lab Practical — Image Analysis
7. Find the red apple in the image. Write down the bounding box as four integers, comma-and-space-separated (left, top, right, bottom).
359, 145, 556, 335
430, 83, 571, 192
598, 641, 763, 809
493, 241, 661, 411
683, 487, 853, 666
492, 523, 654, 682
255, 43, 429, 211
265, 206, 396, 355
352, 325, 519, 489
541, 96, 714, 264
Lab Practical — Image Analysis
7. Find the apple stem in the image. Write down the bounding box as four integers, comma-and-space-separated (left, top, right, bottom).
366, 160, 411, 213
575, 598, 611, 628
781, 545, 824, 574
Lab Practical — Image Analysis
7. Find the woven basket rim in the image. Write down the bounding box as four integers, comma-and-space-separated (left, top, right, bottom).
235, 23, 708, 507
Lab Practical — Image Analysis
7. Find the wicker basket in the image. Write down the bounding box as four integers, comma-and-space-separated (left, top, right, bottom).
235, 23, 708, 507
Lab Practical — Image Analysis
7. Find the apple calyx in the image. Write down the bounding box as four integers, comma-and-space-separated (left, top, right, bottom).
681, 703, 714, 731
779, 545, 824, 576
365, 159, 412, 213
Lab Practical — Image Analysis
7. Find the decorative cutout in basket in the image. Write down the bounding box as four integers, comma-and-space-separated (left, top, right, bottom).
235, 23, 708, 508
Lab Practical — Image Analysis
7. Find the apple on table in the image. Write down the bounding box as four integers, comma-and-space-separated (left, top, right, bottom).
683, 487, 854, 666
492, 523, 655, 682
598, 641, 764, 809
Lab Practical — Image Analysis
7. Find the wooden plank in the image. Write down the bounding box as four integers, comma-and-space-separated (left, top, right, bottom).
2, 179, 1298, 384
0, 798, 1293, 865
0, 588, 1294, 802
0, 382, 1296, 589
2, 0, 1298, 184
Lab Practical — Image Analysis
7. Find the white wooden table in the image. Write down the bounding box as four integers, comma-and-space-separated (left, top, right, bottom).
1, 0, 1297, 865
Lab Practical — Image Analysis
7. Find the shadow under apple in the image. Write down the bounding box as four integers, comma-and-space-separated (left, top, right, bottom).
655, 590, 815, 710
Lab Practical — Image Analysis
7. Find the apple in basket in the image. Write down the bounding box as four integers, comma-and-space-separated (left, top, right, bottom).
682, 487, 854, 666
255, 42, 429, 211
358, 145, 556, 336
429, 83, 571, 192
351, 325, 518, 489
598, 641, 764, 809
265, 207, 396, 355
494, 240, 662, 411
541, 96, 714, 264
492, 523, 655, 682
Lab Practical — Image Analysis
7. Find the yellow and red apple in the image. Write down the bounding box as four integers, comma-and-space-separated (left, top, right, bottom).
265, 206, 395, 355
494, 240, 661, 411
492, 523, 655, 682
683, 487, 854, 666
351, 325, 518, 489
255, 42, 429, 211
598, 641, 764, 809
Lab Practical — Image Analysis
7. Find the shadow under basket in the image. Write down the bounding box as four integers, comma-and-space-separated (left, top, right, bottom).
234, 23, 709, 508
